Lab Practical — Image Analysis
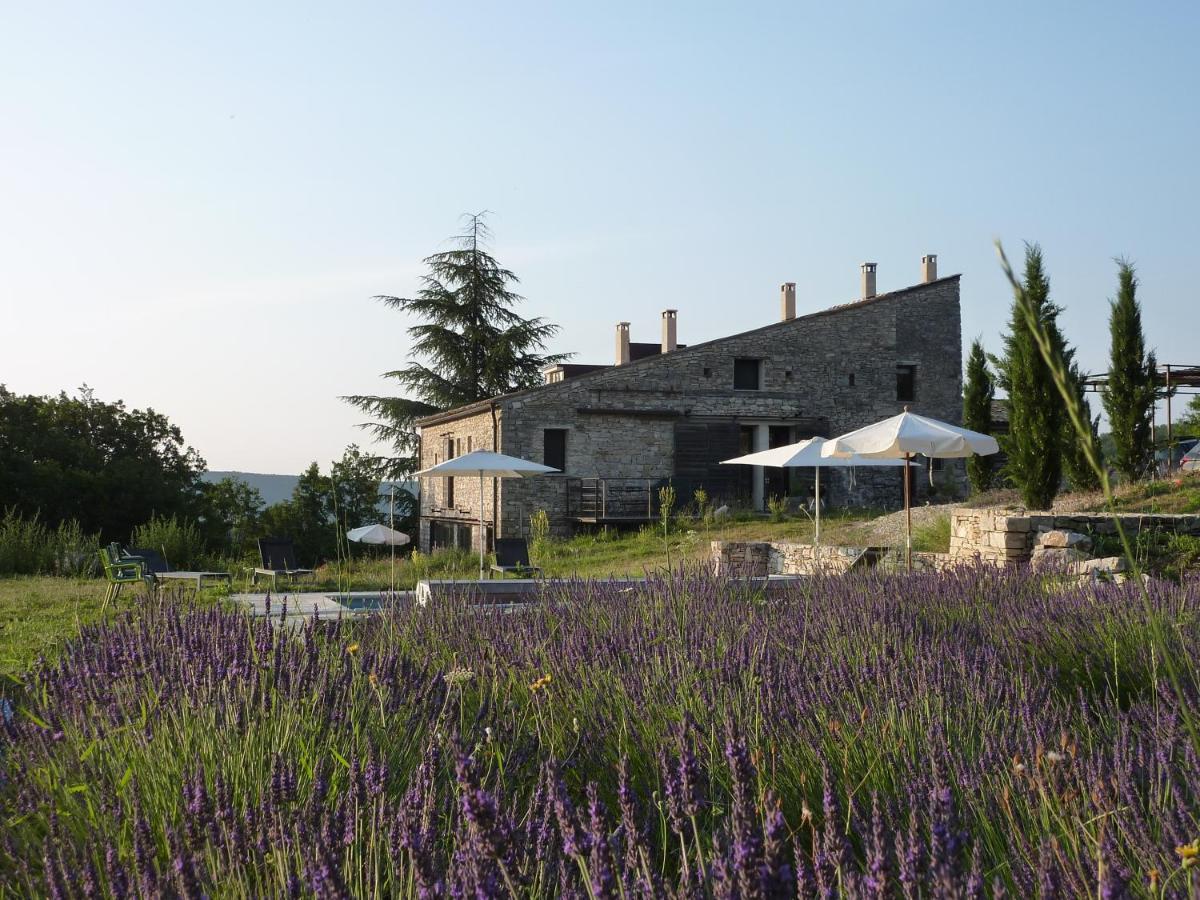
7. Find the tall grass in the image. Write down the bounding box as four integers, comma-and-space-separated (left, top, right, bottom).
129, 514, 207, 569
910, 511, 952, 552
0, 509, 99, 576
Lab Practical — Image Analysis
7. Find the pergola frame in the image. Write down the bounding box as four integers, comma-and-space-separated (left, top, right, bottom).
1081, 363, 1200, 473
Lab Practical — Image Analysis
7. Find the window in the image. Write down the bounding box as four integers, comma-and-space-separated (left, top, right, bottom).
703, 367, 712, 378
784, 370, 793, 381
896, 365, 916, 402
848, 373, 855, 387
733, 358, 762, 390
467, 436, 473, 453
444, 436, 456, 507
544, 428, 567, 471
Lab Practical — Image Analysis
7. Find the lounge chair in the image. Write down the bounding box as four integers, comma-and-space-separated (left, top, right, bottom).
252, 537, 315, 590
490, 538, 543, 579
98, 546, 147, 612
125, 547, 232, 593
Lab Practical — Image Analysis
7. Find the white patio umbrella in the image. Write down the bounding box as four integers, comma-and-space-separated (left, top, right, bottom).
345, 524, 411, 545
345, 490, 412, 595
821, 409, 999, 570
720, 438, 909, 545
414, 450, 559, 578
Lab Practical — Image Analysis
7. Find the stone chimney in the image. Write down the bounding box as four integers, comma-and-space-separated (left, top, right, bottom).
615, 322, 631, 365
861, 262, 877, 300
780, 282, 796, 321
921, 254, 938, 283
661, 310, 678, 353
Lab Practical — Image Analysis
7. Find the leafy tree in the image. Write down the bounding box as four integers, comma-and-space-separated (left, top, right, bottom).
329, 445, 385, 528
962, 338, 995, 493
1175, 396, 1200, 437
198, 477, 265, 556
343, 214, 569, 475
994, 244, 1068, 509
1101, 260, 1157, 480
0, 384, 204, 539
258, 446, 415, 565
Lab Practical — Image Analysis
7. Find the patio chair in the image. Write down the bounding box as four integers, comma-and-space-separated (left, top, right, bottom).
126, 547, 232, 594
98, 547, 147, 613
490, 538, 543, 579
252, 537, 315, 590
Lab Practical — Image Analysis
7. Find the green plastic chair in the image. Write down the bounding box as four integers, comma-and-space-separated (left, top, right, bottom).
98, 547, 146, 612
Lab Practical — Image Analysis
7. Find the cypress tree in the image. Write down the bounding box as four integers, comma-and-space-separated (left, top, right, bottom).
343, 214, 569, 475
996, 244, 1065, 509
1101, 260, 1157, 481
1063, 360, 1102, 491
962, 338, 995, 493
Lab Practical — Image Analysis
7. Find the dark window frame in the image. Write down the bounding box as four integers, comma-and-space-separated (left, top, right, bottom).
896, 364, 916, 402
733, 358, 762, 391
543, 428, 568, 472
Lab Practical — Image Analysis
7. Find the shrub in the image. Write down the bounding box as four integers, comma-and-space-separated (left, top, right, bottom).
0, 509, 99, 576
129, 514, 207, 569
767, 494, 788, 523
406, 547, 477, 582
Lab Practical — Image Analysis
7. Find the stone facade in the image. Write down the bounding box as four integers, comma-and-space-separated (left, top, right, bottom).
417, 276, 965, 552
416, 410, 499, 554
948, 507, 1200, 566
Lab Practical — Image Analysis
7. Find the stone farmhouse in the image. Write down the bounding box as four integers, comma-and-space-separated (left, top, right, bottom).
416, 256, 963, 553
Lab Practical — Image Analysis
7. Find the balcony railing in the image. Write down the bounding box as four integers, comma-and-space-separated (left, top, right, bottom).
565, 478, 663, 522
564, 477, 732, 521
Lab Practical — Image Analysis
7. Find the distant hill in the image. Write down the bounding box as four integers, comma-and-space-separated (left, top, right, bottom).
201, 472, 300, 507
201, 472, 418, 511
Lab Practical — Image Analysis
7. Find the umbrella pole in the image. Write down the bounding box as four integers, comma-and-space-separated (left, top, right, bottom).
479, 472, 485, 580
814, 466, 821, 548
903, 452, 912, 572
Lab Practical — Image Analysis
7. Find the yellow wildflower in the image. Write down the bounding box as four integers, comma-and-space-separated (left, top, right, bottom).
368, 673, 378, 687
1176, 839, 1199, 867
346, 643, 360, 655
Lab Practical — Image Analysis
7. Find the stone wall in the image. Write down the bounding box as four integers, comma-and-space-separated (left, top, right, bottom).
711, 540, 954, 576
420, 276, 965, 546
949, 507, 1200, 565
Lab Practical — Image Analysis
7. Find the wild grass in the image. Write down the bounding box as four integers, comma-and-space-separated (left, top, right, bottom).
129, 514, 208, 569
910, 512, 952, 553
0, 509, 99, 577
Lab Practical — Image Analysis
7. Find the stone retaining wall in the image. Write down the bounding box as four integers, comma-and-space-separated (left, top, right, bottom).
949, 507, 1200, 565
711, 540, 954, 576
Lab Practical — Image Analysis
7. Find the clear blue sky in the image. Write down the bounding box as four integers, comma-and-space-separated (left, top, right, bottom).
3, 2, 1197, 473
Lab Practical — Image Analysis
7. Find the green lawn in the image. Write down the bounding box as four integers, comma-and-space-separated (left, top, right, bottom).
0, 576, 109, 678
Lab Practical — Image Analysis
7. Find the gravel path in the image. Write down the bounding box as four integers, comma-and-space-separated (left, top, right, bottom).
854, 501, 967, 547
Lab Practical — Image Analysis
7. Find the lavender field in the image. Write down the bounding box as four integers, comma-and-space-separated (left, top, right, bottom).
3, 569, 1200, 898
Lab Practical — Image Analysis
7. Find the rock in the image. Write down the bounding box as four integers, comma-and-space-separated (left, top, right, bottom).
1031, 546, 1089, 569
1037, 529, 1092, 552
1071, 556, 1129, 576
